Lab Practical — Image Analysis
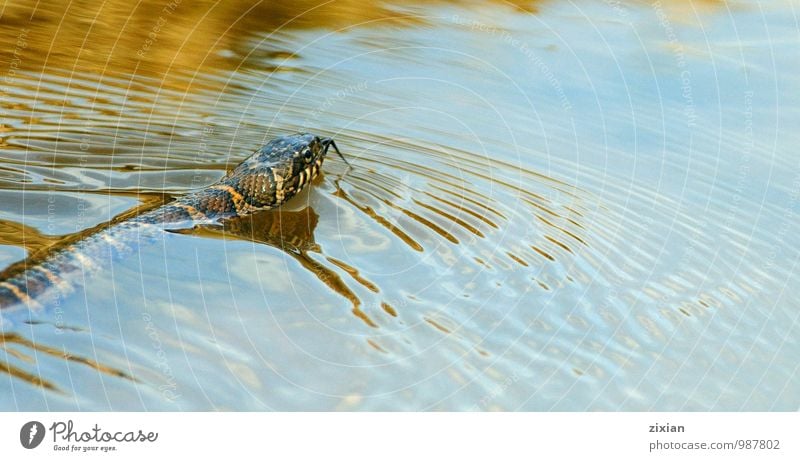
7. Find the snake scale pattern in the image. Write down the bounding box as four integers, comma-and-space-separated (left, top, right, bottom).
0, 133, 344, 313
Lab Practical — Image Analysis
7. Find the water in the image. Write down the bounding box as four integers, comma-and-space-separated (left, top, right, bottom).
1, 0, 798, 410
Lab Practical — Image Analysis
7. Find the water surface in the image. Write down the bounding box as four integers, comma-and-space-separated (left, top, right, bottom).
0, 0, 798, 410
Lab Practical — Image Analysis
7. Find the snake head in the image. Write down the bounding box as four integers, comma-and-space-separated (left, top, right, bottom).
218, 133, 347, 211
230, 133, 347, 176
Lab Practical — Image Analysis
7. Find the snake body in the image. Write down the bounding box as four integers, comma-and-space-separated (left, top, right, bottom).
0, 133, 341, 313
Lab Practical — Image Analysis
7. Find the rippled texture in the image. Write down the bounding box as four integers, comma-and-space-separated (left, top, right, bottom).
1, 0, 798, 410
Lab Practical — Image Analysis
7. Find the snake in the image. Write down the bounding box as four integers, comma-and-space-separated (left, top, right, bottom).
0, 133, 347, 314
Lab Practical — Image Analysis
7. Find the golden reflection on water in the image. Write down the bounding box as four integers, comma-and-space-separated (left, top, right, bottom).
1, 331, 136, 391
0, 218, 61, 252
0, 0, 418, 82
0, 0, 551, 95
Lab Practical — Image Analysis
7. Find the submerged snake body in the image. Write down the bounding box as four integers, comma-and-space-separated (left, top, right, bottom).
0, 133, 340, 313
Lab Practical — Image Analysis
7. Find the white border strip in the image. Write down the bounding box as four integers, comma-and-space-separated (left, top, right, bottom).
1, 413, 797, 460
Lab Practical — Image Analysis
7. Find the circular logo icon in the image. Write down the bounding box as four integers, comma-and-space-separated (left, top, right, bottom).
20, 421, 45, 449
